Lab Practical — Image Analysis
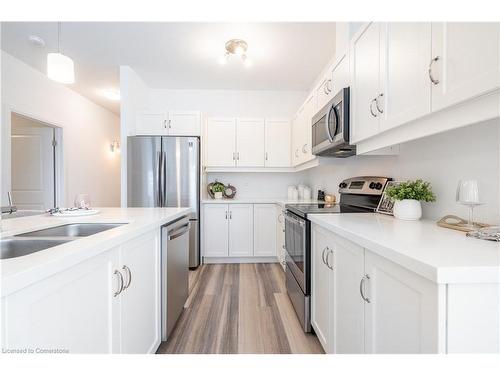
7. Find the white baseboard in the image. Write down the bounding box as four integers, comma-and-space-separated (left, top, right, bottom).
203, 256, 279, 264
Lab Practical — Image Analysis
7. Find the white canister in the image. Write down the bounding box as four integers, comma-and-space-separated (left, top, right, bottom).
298, 185, 305, 200
288, 185, 297, 200
291, 188, 299, 201
303, 186, 312, 201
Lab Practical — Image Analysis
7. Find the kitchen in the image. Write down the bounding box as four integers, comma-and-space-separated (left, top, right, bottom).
1, 4, 500, 373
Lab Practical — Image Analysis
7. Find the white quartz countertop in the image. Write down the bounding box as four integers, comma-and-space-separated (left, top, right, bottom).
308, 213, 500, 284
201, 198, 323, 208
0, 207, 191, 297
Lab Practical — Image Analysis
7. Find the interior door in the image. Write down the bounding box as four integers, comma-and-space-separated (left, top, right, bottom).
228, 204, 254, 256
431, 22, 500, 111
127, 136, 162, 207
206, 118, 236, 167
350, 22, 381, 142
10, 116, 55, 210
264, 120, 291, 167
163, 137, 199, 219
380, 22, 432, 131
236, 119, 265, 167
120, 231, 160, 354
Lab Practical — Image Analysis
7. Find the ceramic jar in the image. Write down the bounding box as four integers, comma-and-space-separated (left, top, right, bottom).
393, 199, 422, 221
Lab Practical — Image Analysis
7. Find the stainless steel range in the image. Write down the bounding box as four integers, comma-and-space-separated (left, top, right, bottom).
284, 176, 392, 332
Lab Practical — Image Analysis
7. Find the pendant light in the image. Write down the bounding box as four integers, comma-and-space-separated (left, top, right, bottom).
47, 22, 75, 84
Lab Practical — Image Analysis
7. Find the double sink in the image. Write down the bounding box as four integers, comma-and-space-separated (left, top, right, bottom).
1, 223, 125, 260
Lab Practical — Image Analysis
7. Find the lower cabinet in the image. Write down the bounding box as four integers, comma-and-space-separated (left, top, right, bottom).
203, 203, 278, 261
311, 223, 440, 354
1, 229, 161, 354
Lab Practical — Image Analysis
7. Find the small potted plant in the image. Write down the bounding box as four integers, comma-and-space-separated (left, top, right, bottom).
385, 179, 436, 220
212, 182, 225, 200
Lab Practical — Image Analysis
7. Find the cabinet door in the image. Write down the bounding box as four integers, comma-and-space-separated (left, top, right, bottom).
431, 22, 500, 111
206, 118, 236, 167
332, 235, 365, 354
311, 224, 332, 353
228, 204, 254, 256
136, 111, 167, 135
291, 113, 300, 166
301, 94, 315, 163
380, 23, 432, 131
203, 204, 229, 257
264, 119, 291, 167
1, 249, 120, 353
350, 22, 381, 142
236, 118, 265, 167
120, 230, 160, 354
168, 111, 201, 136
315, 76, 332, 113
364, 251, 439, 353
331, 52, 349, 93
253, 204, 277, 257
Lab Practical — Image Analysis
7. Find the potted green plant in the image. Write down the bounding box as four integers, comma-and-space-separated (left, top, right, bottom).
385, 179, 436, 220
212, 182, 225, 199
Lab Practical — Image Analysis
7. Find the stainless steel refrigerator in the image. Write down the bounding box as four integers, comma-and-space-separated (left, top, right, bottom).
127, 136, 200, 268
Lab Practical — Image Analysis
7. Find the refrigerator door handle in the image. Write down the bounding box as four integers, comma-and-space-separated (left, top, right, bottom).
156, 150, 162, 207
162, 150, 167, 207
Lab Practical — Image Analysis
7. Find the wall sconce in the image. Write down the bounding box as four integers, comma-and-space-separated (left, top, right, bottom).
110, 140, 120, 152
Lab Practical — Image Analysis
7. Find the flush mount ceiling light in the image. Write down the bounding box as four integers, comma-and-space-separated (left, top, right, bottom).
47, 22, 75, 84
100, 88, 121, 101
28, 35, 46, 48
219, 39, 252, 67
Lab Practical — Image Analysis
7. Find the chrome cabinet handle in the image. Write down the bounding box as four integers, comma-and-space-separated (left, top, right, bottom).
114, 270, 124, 297
302, 144, 307, 153
369, 98, 378, 117
168, 119, 172, 129
321, 247, 328, 265
163, 119, 167, 129
237, 152, 240, 161
323, 82, 329, 95
295, 149, 299, 158
326, 249, 334, 270
326, 79, 332, 93
225, 211, 228, 219
229, 211, 232, 219
122, 265, 132, 290
375, 93, 384, 114
359, 274, 371, 303
265, 152, 268, 161
428, 56, 440, 85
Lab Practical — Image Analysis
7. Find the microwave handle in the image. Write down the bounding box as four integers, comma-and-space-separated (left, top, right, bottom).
325, 104, 334, 143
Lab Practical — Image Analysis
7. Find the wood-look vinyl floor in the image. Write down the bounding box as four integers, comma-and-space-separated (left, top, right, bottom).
157, 263, 323, 354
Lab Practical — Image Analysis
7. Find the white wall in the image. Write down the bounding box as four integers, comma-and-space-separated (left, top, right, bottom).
306, 119, 500, 223
1, 51, 121, 207
148, 88, 307, 118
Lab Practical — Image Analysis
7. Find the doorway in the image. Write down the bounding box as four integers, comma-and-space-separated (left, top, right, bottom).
10, 113, 60, 211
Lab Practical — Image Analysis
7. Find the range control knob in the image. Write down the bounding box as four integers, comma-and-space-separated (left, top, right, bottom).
369, 182, 376, 189
339, 182, 348, 189
375, 182, 383, 190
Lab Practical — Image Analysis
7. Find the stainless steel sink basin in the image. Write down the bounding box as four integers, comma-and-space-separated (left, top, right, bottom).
0, 238, 73, 260
15, 223, 125, 238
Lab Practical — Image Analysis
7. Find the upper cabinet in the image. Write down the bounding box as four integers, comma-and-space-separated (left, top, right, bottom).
351, 22, 500, 149
205, 117, 291, 169
291, 93, 316, 167
430, 22, 500, 111
315, 52, 350, 113
136, 110, 201, 136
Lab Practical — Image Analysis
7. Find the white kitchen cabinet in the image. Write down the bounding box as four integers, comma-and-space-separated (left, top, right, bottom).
379, 23, 432, 131
264, 120, 291, 167
1, 249, 120, 354
363, 251, 439, 353
315, 76, 333, 113
350, 22, 382, 143
431, 22, 500, 112
136, 111, 201, 136
228, 204, 254, 256
332, 234, 365, 354
236, 119, 265, 167
291, 113, 301, 166
119, 230, 160, 354
206, 118, 237, 167
203, 204, 230, 256
301, 94, 315, 163
331, 52, 349, 93
168, 111, 201, 136
253, 204, 277, 257
136, 111, 168, 135
311, 224, 334, 353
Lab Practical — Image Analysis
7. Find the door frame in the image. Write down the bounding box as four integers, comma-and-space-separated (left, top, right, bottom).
2, 106, 64, 208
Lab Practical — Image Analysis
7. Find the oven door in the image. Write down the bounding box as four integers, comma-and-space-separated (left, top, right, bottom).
284, 211, 309, 294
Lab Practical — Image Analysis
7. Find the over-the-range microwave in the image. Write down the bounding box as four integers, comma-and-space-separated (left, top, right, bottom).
311, 87, 356, 158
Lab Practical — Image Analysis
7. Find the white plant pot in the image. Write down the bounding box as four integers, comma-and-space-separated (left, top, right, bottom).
214, 192, 223, 199
393, 199, 422, 221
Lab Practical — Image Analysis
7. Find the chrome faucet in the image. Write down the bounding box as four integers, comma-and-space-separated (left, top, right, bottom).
1, 192, 18, 214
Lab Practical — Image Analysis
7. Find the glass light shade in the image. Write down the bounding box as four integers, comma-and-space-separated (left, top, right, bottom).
47, 52, 75, 84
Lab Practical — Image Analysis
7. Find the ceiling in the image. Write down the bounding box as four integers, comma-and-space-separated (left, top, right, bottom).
1, 22, 337, 114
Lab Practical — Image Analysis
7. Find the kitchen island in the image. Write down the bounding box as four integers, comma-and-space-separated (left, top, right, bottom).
1, 207, 191, 354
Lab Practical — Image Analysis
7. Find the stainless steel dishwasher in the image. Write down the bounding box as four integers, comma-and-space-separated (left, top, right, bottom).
161, 216, 190, 341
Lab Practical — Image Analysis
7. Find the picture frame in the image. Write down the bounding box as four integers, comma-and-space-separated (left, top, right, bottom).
376, 181, 402, 215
